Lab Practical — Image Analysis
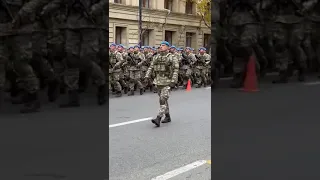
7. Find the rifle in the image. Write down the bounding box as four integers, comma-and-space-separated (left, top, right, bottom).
127, 53, 138, 65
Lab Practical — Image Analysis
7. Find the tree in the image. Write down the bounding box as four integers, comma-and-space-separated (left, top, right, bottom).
190, 0, 211, 28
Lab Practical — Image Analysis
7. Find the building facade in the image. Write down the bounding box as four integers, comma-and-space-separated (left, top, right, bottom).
109, 0, 211, 50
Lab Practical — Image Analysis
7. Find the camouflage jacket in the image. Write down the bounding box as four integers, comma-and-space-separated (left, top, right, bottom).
145, 52, 179, 86
109, 50, 124, 73
127, 51, 145, 71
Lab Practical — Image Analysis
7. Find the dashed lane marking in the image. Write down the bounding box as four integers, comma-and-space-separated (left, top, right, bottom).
109, 117, 153, 128
304, 81, 320, 86
151, 160, 210, 180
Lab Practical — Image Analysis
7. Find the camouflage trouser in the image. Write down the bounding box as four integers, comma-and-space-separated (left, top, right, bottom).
179, 68, 192, 86
273, 22, 306, 71
156, 85, 170, 117
111, 71, 122, 92
10, 35, 39, 93
32, 30, 55, 85
194, 67, 207, 85
128, 70, 143, 91
47, 30, 66, 82
311, 22, 320, 67
227, 24, 259, 74
64, 29, 105, 90
0, 37, 8, 92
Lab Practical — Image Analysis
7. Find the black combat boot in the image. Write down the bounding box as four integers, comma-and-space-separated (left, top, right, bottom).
140, 88, 144, 95
115, 91, 122, 97
128, 90, 134, 96
161, 113, 171, 123
151, 116, 162, 127
298, 68, 305, 82
59, 90, 80, 108
97, 85, 107, 105
272, 71, 288, 84
20, 92, 40, 113
47, 79, 60, 102
123, 87, 128, 94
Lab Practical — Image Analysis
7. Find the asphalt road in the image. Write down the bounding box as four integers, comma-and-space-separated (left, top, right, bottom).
213, 75, 320, 179
109, 87, 211, 180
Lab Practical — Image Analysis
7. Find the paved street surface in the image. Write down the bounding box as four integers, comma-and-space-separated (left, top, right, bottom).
0, 93, 109, 180
213, 74, 320, 179
109, 87, 211, 180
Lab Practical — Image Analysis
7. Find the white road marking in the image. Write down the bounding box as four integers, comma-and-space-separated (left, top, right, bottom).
109, 117, 153, 128
151, 160, 207, 180
304, 81, 320, 86
205, 87, 211, 89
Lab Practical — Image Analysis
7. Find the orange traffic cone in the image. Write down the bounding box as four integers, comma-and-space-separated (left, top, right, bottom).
186, 79, 191, 91
241, 55, 259, 92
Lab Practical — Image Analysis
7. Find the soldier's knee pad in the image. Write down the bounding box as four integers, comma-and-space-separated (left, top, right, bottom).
159, 97, 166, 105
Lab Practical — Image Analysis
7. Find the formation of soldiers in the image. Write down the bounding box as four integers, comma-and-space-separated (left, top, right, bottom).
109, 44, 211, 97
0, 0, 108, 113
212, 0, 320, 89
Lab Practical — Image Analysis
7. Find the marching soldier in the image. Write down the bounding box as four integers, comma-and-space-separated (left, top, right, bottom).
145, 41, 179, 127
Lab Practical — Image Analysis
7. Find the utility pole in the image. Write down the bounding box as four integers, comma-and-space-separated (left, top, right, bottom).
139, 0, 142, 47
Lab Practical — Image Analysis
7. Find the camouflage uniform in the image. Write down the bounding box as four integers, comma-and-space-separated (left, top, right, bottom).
5, 0, 49, 113
184, 52, 196, 86
59, 0, 107, 107
144, 51, 154, 91
145, 49, 179, 127
109, 50, 124, 97
41, 1, 68, 101
271, 0, 307, 83
226, 0, 260, 88
127, 50, 144, 95
194, 52, 209, 87
118, 50, 128, 93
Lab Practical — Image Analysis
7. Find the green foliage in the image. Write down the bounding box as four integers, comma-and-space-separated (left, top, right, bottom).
190, 0, 211, 27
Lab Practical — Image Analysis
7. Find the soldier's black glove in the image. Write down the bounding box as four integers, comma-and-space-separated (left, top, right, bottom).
170, 82, 176, 88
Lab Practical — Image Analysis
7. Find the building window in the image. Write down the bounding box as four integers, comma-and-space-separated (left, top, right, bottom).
203, 34, 210, 48
141, 29, 150, 46
142, 0, 150, 8
186, 32, 194, 47
115, 27, 127, 45
164, 0, 173, 11
165, 31, 173, 45
185, 0, 194, 14
114, 0, 122, 3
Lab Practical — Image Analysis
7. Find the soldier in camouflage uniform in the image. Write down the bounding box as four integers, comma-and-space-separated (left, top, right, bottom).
6, 0, 50, 113
226, 0, 260, 88
198, 47, 211, 86
41, 0, 68, 102
127, 45, 145, 96
145, 41, 179, 127
194, 47, 209, 88
269, 0, 305, 83
117, 44, 128, 94
109, 43, 125, 97
143, 46, 154, 91
182, 47, 196, 87
51, 0, 107, 107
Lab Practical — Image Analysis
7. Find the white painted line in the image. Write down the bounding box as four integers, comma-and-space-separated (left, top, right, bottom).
304, 81, 320, 86
109, 117, 153, 128
151, 160, 207, 180
205, 87, 211, 89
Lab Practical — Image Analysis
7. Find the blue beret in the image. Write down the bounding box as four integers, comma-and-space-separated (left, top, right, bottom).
134, 45, 140, 48
160, 41, 170, 47
109, 43, 116, 47
170, 46, 176, 49
199, 47, 206, 51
